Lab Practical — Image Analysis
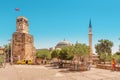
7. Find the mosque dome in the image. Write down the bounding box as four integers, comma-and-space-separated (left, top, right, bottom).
55, 39, 71, 49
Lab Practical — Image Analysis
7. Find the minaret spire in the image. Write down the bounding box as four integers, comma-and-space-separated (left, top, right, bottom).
89, 19, 92, 28
89, 19, 92, 34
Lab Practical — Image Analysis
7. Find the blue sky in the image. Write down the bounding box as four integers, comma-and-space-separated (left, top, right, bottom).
0, 0, 120, 53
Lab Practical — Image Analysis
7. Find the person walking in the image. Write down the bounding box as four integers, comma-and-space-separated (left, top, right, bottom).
86, 61, 91, 71
111, 58, 116, 71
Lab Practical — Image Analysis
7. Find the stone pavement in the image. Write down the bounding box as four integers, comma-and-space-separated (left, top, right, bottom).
0, 64, 120, 80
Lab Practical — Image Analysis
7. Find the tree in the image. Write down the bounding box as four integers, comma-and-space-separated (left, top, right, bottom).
113, 52, 120, 66
57, 47, 74, 60
59, 47, 68, 60
95, 39, 113, 56
73, 42, 89, 61
51, 42, 89, 61
105, 55, 112, 62
36, 49, 51, 60
115, 52, 120, 55
67, 46, 74, 60
4, 43, 11, 62
51, 49, 60, 59
99, 53, 106, 63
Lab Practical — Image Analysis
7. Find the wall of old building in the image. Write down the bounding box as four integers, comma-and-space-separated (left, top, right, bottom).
12, 16, 36, 63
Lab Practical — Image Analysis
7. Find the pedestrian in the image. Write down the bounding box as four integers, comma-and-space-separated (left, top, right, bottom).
111, 58, 116, 71
86, 61, 91, 71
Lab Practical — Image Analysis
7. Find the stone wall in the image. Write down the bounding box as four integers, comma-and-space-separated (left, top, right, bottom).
12, 32, 35, 63
96, 64, 120, 71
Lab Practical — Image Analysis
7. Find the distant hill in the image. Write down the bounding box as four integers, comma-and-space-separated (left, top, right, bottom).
36, 48, 49, 52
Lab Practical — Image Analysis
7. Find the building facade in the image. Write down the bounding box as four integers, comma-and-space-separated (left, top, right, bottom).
12, 16, 36, 63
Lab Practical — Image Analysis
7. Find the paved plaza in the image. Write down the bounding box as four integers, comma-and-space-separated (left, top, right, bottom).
0, 64, 120, 80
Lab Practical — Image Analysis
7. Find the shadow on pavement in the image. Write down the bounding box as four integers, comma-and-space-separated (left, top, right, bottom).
59, 69, 86, 73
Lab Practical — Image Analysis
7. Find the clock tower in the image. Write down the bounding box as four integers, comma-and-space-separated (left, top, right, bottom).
12, 16, 36, 64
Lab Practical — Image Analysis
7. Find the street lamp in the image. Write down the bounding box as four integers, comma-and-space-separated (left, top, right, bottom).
119, 38, 120, 52
8, 39, 13, 65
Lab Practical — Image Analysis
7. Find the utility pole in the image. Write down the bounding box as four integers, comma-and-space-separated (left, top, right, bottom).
8, 39, 13, 65
118, 38, 120, 52
11, 39, 13, 64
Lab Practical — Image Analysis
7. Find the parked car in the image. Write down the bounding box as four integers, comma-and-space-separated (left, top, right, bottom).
16, 60, 33, 64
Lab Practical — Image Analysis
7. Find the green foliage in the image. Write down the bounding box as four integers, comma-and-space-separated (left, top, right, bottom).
99, 53, 112, 62
4, 43, 11, 62
58, 47, 74, 60
59, 48, 68, 60
95, 39, 113, 55
58, 43, 89, 60
51, 49, 60, 58
0, 55, 4, 63
51, 42, 89, 60
4, 44, 11, 54
73, 43, 89, 57
100, 53, 106, 62
67, 51, 74, 60
117, 56, 120, 64
105, 55, 112, 62
115, 52, 120, 55
36, 49, 51, 59
113, 53, 120, 64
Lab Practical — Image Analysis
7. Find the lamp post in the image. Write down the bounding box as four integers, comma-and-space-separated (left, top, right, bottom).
8, 39, 13, 65
11, 39, 13, 64
7, 43, 10, 62
118, 38, 120, 52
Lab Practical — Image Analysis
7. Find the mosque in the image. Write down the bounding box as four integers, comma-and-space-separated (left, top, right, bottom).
55, 39, 71, 50
51, 20, 98, 63
53, 20, 93, 55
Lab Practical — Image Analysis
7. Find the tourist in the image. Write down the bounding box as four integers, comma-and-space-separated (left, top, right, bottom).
86, 61, 91, 71
111, 58, 116, 71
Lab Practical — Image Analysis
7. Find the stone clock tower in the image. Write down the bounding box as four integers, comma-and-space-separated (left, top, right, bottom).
12, 16, 36, 63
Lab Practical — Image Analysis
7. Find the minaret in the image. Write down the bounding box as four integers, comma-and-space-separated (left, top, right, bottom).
88, 19, 92, 61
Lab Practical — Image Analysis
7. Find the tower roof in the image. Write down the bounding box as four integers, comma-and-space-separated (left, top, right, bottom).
17, 16, 28, 21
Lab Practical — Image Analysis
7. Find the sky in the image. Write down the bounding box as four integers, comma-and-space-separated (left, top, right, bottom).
0, 0, 120, 53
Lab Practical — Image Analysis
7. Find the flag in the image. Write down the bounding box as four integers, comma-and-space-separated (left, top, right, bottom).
15, 8, 20, 11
